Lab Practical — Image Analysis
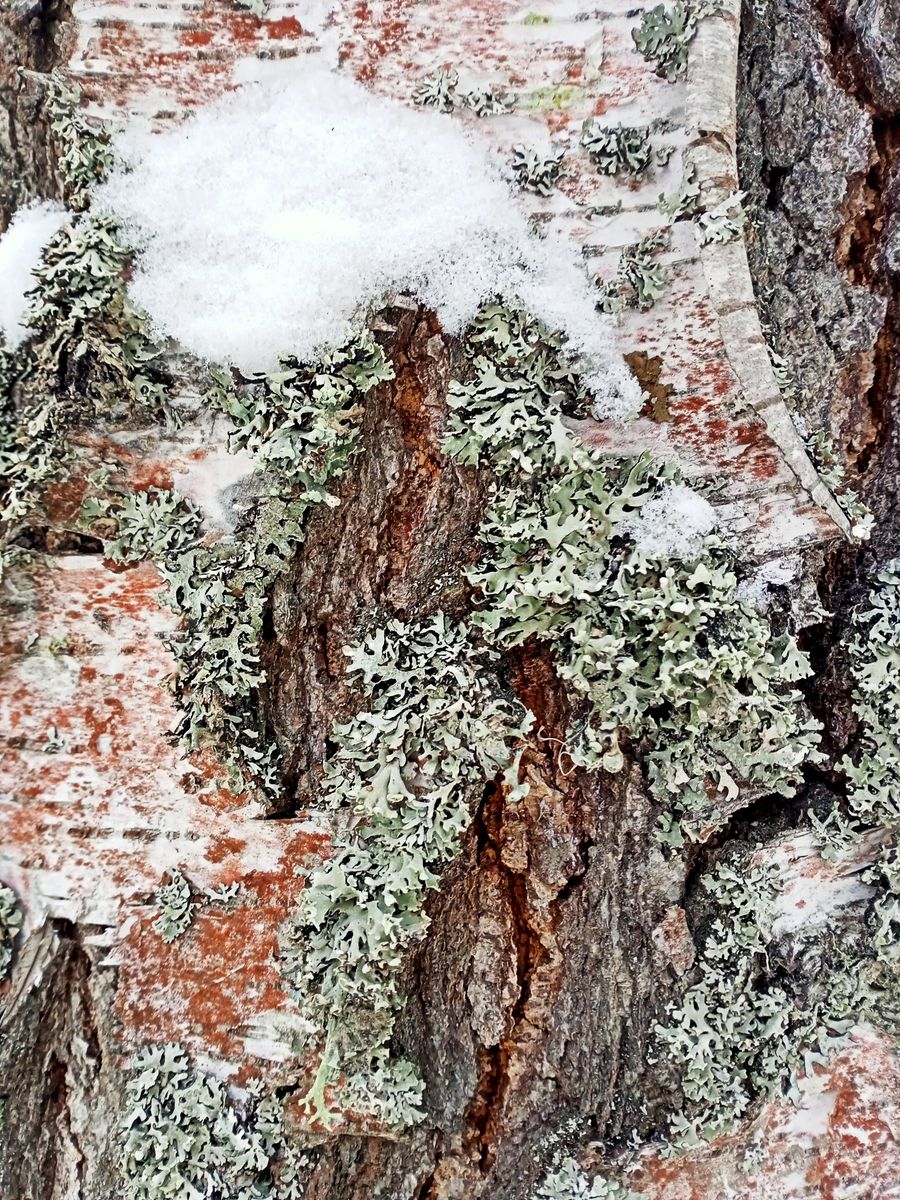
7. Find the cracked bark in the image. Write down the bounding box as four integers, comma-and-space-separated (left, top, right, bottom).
1, 2, 899, 1197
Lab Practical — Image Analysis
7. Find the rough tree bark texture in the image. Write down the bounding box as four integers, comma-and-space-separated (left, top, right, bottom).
1, 1, 899, 1199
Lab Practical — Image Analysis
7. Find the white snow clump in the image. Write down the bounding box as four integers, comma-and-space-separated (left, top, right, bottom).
95, 61, 639, 418
624, 483, 718, 560
0, 200, 69, 349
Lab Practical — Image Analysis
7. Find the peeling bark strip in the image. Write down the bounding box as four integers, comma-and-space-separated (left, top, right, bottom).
2, 1, 900, 1199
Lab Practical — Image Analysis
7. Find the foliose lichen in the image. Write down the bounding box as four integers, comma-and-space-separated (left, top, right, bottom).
658, 162, 700, 219
533, 1153, 642, 1199
580, 122, 655, 178
0, 884, 23, 981
511, 144, 565, 196
30, 72, 115, 211
119, 1043, 309, 1199
631, 1, 721, 82
279, 615, 532, 1128
595, 231, 671, 314
84, 334, 392, 800
1, 82, 170, 577
651, 560, 900, 1151
654, 839, 888, 1152
804, 429, 874, 540
694, 191, 746, 246
413, 69, 513, 116
152, 870, 194, 943
815, 560, 900, 851
444, 304, 818, 831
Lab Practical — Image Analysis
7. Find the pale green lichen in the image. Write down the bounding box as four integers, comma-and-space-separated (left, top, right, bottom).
533, 1154, 643, 1199
0, 885, 23, 981
279, 614, 531, 1128
658, 162, 700, 219
654, 562, 900, 1150
580, 122, 656, 178
595, 231, 670, 314
654, 854, 865, 1150
85, 334, 391, 800
763, 343, 873, 538
119, 1043, 308, 1199
804, 430, 874, 541
412, 69, 513, 115
444, 304, 818, 829
207, 331, 392, 494
235, 0, 268, 15
511, 144, 565, 196
1, 82, 169, 577
814, 560, 900, 850
631, 1, 721, 82
25, 72, 115, 210
152, 870, 194, 943
695, 191, 746, 246
152, 872, 243, 942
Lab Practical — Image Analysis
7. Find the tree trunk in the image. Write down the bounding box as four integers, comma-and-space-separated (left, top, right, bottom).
1, 2, 899, 1199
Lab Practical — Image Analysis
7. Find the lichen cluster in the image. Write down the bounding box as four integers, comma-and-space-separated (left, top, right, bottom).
631, 1, 721, 82
151, 869, 243, 942
533, 1155, 642, 1200
1, 80, 169, 576
804, 429, 874, 540
119, 1043, 308, 1200
85, 334, 391, 799
765, 344, 872, 538
36, 73, 115, 211
654, 857, 849, 1148
153, 870, 194, 943
595, 232, 671, 314
279, 615, 531, 1127
444, 304, 818, 830
0, 885, 22, 981
647, 562, 900, 1152
580, 122, 655, 178
658, 163, 700, 220
694, 190, 746, 246
413, 68, 513, 116
511, 144, 565, 195
822, 561, 900, 1010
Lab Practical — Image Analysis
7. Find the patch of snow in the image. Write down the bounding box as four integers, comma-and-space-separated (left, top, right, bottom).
0, 200, 69, 349
623, 483, 717, 560
96, 60, 640, 418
